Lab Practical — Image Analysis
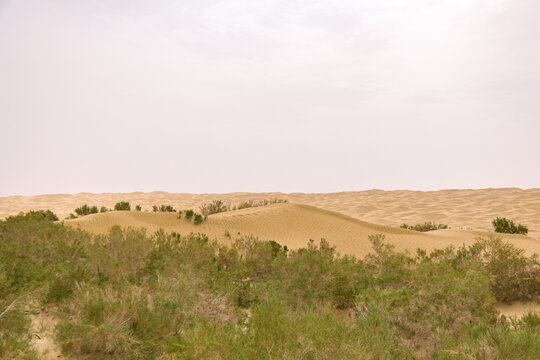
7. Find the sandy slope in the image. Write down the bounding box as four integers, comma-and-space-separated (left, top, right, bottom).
63, 203, 540, 258
1, 188, 539, 238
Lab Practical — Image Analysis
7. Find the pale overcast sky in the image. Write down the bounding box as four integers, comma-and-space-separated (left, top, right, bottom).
0, 0, 539, 195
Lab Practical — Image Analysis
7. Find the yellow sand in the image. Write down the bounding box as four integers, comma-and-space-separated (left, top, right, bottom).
1, 188, 539, 257
60, 203, 539, 258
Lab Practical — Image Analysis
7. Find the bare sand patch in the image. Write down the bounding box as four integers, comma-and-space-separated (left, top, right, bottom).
496, 302, 540, 318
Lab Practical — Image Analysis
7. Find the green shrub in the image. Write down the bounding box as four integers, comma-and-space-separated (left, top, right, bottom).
492, 217, 528, 235
237, 198, 288, 210
171, 296, 410, 359
135, 205, 142, 211
114, 201, 131, 211
44, 277, 74, 303
100, 206, 109, 213
184, 209, 194, 220
0, 300, 36, 358
7, 209, 59, 222
153, 205, 176, 212
193, 214, 204, 225
200, 200, 228, 216
400, 221, 448, 232
74, 204, 99, 217
464, 236, 540, 302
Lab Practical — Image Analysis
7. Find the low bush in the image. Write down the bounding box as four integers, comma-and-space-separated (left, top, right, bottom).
198, 198, 289, 216
237, 198, 288, 210
135, 205, 142, 211
152, 205, 176, 212
6, 209, 58, 222
74, 204, 98, 217
459, 236, 540, 302
100, 206, 109, 213
200, 200, 227, 216
114, 201, 131, 211
193, 214, 204, 225
400, 221, 448, 232
492, 217, 528, 235
184, 209, 194, 220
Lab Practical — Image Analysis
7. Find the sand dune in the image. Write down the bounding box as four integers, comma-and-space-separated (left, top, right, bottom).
1, 188, 539, 239
2, 189, 539, 257
63, 203, 540, 258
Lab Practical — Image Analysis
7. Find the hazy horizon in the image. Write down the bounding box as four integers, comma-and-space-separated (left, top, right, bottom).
1, 0, 539, 196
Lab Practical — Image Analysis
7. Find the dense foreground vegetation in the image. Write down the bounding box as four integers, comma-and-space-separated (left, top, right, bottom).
1, 211, 540, 359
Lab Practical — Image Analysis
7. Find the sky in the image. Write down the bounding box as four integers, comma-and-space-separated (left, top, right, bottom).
0, 0, 539, 196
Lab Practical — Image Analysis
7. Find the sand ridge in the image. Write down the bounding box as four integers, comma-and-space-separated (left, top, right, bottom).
63, 203, 540, 258
1, 188, 539, 239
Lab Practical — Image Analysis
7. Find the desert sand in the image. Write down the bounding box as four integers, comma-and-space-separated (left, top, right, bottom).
1, 188, 539, 257
61, 203, 539, 258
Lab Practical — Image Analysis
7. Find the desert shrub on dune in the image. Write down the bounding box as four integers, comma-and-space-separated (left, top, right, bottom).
237, 198, 288, 210
152, 204, 176, 212
114, 201, 131, 211
200, 200, 228, 216
193, 213, 204, 225
178, 209, 205, 224
183, 209, 194, 220
135, 205, 141, 211
199, 198, 289, 216
73, 204, 99, 217
400, 221, 448, 232
492, 217, 528, 235
100, 206, 109, 213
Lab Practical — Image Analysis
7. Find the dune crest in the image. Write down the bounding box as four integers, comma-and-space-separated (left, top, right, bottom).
64, 203, 540, 258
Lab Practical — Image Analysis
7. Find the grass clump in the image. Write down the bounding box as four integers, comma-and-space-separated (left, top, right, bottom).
400, 221, 448, 232
114, 201, 131, 211
492, 217, 528, 235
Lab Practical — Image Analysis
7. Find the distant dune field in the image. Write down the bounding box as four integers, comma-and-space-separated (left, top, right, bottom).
61, 202, 540, 258
1, 189, 539, 257
1, 188, 539, 237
